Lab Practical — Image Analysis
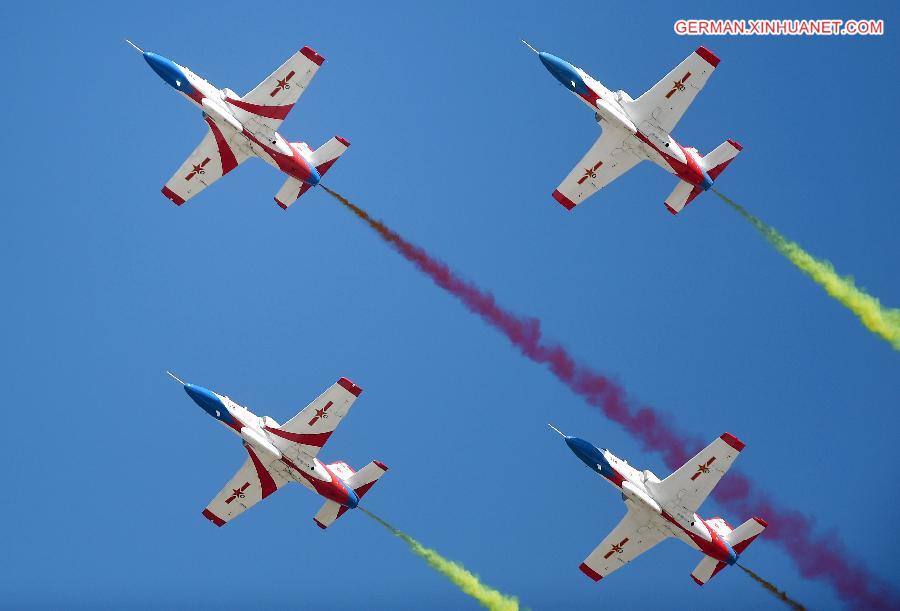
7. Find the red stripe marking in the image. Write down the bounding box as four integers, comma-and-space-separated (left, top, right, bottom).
720, 432, 745, 452
335, 136, 350, 147
203, 116, 238, 174
244, 443, 277, 498
336, 505, 349, 519
202, 508, 226, 527
695, 46, 720, 68
314, 518, 327, 529
225, 97, 293, 120
354, 480, 378, 498
753, 516, 768, 528
265, 426, 332, 447
727, 139, 743, 151
337, 377, 362, 397
161, 186, 185, 206
691, 575, 705, 586
373, 461, 388, 471
274, 197, 288, 210
552, 189, 576, 210
579, 563, 603, 581
709, 561, 728, 580
665, 203, 678, 215
300, 46, 325, 66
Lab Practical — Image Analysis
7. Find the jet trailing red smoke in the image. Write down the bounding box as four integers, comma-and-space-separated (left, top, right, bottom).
324, 187, 897, 610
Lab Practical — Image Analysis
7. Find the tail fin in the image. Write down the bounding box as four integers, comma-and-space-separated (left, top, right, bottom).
312, 460, 388, 529
691, 516, 767, 586
700, 139, 742, 180
273, 136, 351, 209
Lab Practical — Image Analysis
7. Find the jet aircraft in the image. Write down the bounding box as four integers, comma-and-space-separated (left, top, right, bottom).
526, 42, 741, 214
170, 372, 387, 528
550, 425, 766, 585
129, 40, 348, 209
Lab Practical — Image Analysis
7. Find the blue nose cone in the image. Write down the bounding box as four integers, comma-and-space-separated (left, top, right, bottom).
539, 52, 581, 93
305, 166, 321, 186
143, 52, 195, 95
184, 384, 226, 419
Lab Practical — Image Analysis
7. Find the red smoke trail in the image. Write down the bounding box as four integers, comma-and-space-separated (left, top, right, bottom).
325, 187, 897, 610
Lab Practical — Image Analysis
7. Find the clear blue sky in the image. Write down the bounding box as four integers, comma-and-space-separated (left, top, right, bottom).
1, 1, 897, 609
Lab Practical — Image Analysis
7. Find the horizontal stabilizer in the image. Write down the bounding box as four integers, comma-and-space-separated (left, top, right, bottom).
345, 460, 388, 498
701, 140, 742, 180
273, 137, 350, 209
726, 516, 767, 554
691, 555, 727, 586
312, 460, 387, 529
664, 180, 702, 215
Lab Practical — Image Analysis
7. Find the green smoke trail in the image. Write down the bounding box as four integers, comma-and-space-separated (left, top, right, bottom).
738, 564, 807, 611
360, 508, 520, 611
716, 190, 900, 350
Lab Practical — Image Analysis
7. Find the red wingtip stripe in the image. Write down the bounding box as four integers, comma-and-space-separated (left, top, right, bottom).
161, 186, 185, 206
337, 377, 362, 397
244, 444, 278, 498
579, 563, 603, 581
300, 46, 325, 66
335, 136, 350, 147
753, 516, 769, 528
552, 189, 576, 210
373, 461, 388, 471
720, 432, 746, 452
202, 509, 226, 527
691, 575, 705, 586
727, 139, 743, 151
314, 518, 327, 529
665, 203, 679, 215
695, 46, 720, 68
275, 198, 288, 210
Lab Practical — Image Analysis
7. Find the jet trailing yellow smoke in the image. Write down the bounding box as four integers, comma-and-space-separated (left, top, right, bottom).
716, 191, 900, 350
738, 564, 806, 611
360, 508, 520, 611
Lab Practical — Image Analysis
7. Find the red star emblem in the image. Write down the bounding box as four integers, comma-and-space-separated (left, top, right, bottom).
225, 482, 250, 504
184, 157, 211, 181
666, 72, 692, 99
577, 161, 604, 185
603, 537, 629, 559
691, 456, 716, 480
269, 70, 296, 97
307, 400, 334, 426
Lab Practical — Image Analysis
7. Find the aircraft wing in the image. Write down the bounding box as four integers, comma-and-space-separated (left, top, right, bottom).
552, 128, 642, 210
625, 47, 720, 133
579, 503, 668, 581
226, 46, 325, 132
160, 116, 251, 205
649, 433, 745, 516
201, 443, 289, 527
263, 378, 362, 460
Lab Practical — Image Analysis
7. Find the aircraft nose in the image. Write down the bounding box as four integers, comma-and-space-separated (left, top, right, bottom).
184, 384, 222, 414
142, 51, 193, 94
538, 52, 575, 88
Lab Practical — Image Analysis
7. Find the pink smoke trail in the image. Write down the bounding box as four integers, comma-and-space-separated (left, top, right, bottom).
325, 187, 897, 610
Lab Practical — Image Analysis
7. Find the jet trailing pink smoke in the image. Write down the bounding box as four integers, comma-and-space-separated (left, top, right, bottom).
325, 187, 896, 610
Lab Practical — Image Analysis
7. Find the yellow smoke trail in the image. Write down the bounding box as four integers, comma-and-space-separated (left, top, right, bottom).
716, 191, 900, 350
738, 565, 807, 611
360, 508, 520, 611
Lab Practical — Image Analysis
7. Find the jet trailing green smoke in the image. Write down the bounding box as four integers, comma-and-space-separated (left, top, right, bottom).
716, 191, 900, 350
360, 508, 520, 611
